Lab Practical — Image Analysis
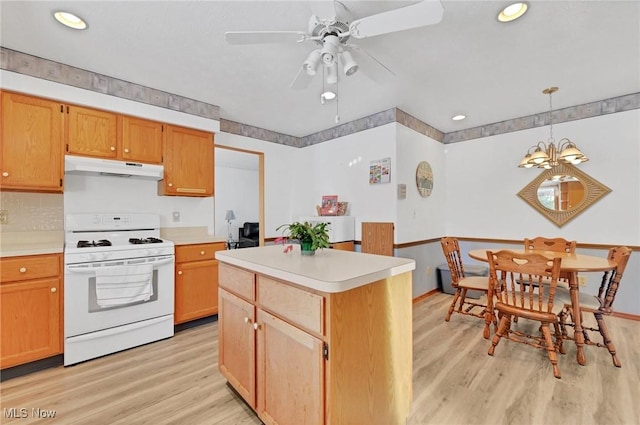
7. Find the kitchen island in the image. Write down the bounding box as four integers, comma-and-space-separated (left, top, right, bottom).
215, 244, 416, 425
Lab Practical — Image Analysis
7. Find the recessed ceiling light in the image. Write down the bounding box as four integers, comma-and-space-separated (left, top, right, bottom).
452, 115, 466, 121
54, 11, 87, 30
498, 2, 528, 23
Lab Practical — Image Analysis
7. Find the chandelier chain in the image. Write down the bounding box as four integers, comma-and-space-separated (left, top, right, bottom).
548, 88, 554, 142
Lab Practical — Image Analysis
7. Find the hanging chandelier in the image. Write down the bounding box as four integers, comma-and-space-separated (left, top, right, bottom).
518, 87, 589, 169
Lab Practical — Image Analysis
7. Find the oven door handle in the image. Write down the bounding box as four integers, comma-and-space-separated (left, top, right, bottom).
66, 256, 174, 273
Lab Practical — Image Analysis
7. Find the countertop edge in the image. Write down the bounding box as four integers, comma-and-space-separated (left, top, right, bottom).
216, 252, 416, 293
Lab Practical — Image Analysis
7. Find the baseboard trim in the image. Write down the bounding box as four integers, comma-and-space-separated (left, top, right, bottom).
413, 288, 440, 304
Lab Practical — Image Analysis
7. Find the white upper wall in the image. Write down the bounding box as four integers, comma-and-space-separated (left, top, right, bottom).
294, 124, 398, 240
445, 109, 640, 245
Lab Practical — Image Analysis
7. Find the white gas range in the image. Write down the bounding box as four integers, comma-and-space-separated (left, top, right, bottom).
64, 213, 175, 366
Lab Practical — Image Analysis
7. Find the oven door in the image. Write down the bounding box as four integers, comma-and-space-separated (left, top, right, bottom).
64, 255, 174, 338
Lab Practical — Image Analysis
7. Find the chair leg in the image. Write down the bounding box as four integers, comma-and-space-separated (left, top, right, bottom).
594, 312, 621, 367
541, 323, 561, 379
457, 288, 468, 313
445, 288, 462, 322
558, 307, 569, 340
553, 320, 565, 355
488, 314, 510, 356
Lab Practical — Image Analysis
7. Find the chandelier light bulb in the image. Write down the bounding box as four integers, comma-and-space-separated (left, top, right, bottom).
303, 49, 322, 76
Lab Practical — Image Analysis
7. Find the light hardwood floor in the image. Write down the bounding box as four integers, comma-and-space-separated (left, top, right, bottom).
1, 293, 638, 425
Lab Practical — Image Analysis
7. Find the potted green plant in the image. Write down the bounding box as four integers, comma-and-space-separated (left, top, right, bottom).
276, 221, 330, 255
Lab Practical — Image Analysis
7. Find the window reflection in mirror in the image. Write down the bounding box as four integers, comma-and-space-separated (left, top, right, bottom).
536, 175, 585, 211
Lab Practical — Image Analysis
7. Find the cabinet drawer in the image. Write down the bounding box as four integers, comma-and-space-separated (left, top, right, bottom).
175, 243, 225, 263
219, 263, 255, 301
1, 254, 61, 283
257, 276, 324, 335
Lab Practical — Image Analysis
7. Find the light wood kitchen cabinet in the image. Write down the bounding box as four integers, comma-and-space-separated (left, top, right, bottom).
120, 116, 163, 164
219, 264, 325, 425
0, 91, 64, 192
218, 259, 412, 425
0, 254, 63, 369
159, 125, 214, 197
174, 242, 225, 324
66, 105, 118, 159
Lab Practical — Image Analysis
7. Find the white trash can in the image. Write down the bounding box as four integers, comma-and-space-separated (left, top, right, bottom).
437, 264, 488, 299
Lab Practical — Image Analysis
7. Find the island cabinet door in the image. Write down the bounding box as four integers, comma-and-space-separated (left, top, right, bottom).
255, 309, 324, 425
218, 288, 256, 408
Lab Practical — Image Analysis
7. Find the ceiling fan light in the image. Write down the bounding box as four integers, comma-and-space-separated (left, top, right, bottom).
303, 49, 322, 76
498, 2, 528, 22
321, 35, 339, 65
326, 62, 338, 85
340, 51, 358, 76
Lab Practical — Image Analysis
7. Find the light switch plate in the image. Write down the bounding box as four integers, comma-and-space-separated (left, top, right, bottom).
172, 211, 180, 222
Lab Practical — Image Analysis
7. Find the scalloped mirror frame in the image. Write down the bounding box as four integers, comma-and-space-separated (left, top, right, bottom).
517, 163, 611, 227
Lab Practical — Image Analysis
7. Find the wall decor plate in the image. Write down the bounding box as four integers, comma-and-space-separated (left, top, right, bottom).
416, 161, 434, 197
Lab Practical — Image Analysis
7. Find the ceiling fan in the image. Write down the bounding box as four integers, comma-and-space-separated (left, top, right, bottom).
224, 0, 444, 90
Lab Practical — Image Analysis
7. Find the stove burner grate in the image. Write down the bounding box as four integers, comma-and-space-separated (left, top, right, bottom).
77, 240, 112, 248
129, 237, 164, 244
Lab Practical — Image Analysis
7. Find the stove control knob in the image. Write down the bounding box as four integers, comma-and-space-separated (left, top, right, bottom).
92, 215, 101, 224
19, 267, 27, 273
148, 248, 159, 256
87, 254, 97, 261
100, 252, 112, 260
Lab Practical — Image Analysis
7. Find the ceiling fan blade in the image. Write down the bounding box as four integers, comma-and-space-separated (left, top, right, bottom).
348, 0, 444, 39
347, 45, 395, 83
308, 0, 337, 22
290, 66, 314, 90
225, 31, 309, 45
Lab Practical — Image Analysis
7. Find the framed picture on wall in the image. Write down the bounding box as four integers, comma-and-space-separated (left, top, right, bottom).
369, 157, 391, 184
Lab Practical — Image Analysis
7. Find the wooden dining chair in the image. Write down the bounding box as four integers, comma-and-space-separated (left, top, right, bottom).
440, 237, 493, 339
524, 236, 576, 288
524, 237, 577, 253
486, 250, 564, 379
557, 246, 632, 367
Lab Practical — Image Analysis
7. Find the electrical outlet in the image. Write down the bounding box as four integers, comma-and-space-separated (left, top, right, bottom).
172, 211, 180, 222
0, 210, 8, 225
578, 275, 587, 286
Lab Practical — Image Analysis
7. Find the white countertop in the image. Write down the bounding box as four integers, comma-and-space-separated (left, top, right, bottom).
160, 227, 225, 245
216, 244, 416, 293
0, 231, 64, 257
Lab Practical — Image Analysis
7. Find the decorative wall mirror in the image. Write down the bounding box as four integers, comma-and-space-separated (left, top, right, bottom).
517, 163, 611, 227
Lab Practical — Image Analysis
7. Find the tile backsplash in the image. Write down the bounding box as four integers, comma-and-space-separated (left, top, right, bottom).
0, 192, 64, 231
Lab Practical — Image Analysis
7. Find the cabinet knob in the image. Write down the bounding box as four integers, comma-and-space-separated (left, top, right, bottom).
244, 317, 250, 324
19, 267, 27, 273
2, 172, 8, 177
200, 251, 205, 255
253, 322, 260, 331
168, 183, 173, 187
51, 287, 57, 293
177, 270, 183, 275
110, 146, 116, 151
124, 148, 130, 153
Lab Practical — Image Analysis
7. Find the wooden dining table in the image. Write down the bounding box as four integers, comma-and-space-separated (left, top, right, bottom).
468, 248, 616, 366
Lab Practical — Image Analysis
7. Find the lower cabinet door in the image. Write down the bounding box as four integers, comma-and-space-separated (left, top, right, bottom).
0, 278, 61, 369
175, 260, 218, 323
256, 309, 324, 425
218, 289, 256, 408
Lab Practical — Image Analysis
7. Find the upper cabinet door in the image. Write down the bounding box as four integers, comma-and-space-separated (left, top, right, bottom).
66, 105, 118, 159
160, 125, 214, 197
0, 91, 64, 192
121, 116, 163, 164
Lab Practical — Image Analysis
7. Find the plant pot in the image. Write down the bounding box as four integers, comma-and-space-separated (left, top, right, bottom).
300, 240, 316, 256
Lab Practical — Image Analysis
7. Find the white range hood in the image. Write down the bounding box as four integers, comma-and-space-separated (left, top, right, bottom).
65, 155, 164, 180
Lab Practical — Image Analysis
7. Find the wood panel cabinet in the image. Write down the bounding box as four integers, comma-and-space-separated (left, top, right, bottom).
174, 242, 225, 324
218, 264, 324, 425
218, 262, 412, 425
159, 125, 214, 197
0, 91, 64, 192
66, 105, 118, 159
121, 116, 163, 164
67, 107, 163, 164
0, 254, 63, 369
